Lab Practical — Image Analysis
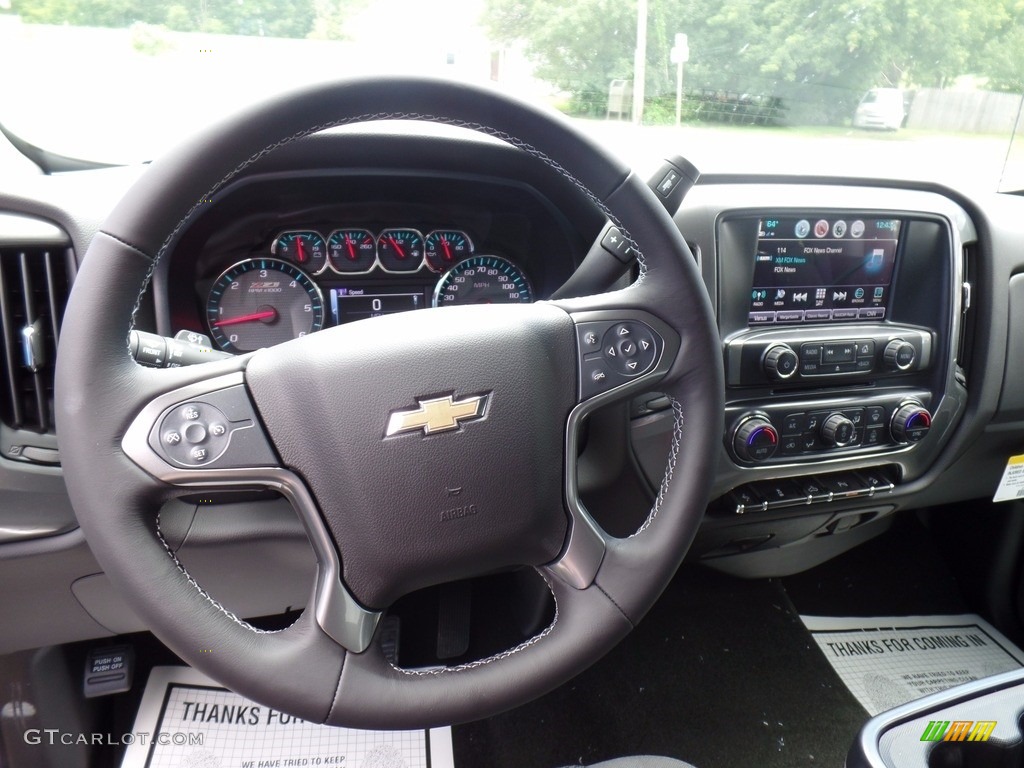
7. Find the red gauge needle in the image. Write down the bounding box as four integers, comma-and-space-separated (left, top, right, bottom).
213, 309, 278, 327
440, 237, 453, 261
295, 237, 307, 263
345, 235, 357, 260
387, 236, 406, 259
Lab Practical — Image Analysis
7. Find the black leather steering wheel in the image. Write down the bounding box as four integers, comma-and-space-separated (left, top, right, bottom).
55, 77, 723, 728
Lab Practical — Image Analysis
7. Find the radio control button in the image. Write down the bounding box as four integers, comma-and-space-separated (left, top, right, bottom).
884, 339, 916, 371
856, 340, 875, 358
763, 345, 799, 381
800, 344, 822, 361
832, 308, 858, 320
823, 342, 856, 364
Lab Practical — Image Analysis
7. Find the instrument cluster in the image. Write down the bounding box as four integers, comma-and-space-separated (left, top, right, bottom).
204, 226, 535, 354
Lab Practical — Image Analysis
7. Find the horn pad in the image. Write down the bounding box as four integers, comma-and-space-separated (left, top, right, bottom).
246, 303, 576, 609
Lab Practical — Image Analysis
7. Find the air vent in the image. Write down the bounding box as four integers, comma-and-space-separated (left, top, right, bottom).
956, 243, 975, 377
0, 247, 74, 434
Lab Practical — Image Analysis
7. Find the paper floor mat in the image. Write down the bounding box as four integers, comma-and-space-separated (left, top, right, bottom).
801, 613, 1024, 715
121, 666, 453, 768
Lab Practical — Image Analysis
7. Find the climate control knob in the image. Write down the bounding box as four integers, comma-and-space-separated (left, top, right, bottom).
732, 416, 779, 463
763, 344, 799, 381
820, 413, 856, 447
884, 339, 916, 371
891, 403, 932, 443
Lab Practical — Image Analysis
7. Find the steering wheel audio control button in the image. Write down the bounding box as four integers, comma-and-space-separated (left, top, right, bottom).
575, 318, 665, 399
601, 323, 658, 375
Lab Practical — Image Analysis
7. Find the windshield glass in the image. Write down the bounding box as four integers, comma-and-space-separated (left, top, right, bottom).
1, 0, 1023, 190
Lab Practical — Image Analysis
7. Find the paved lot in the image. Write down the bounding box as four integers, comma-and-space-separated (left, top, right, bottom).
576, 120, 1014, 193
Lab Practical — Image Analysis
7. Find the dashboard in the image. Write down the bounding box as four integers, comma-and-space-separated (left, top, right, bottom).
0, 126, 1023, 656
160, 167, 585, 355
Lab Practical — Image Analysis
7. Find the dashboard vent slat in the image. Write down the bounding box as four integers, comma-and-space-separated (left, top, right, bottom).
0, 257, 24, 427
0, 246, 72, 434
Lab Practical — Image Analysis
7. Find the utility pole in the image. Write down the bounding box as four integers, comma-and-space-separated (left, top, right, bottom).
632, 0, 647, 125
671, 33, 689, 127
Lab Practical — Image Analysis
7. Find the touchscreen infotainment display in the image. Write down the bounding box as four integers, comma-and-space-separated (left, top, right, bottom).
749, 215, 901, 325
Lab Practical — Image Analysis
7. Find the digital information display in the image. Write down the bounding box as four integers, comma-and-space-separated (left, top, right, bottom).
749, 216, 901, 326
331, 286, 427, 324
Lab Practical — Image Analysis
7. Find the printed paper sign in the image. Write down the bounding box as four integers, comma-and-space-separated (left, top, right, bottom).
993, 454, 1024, 503
802, 614, 1024, 715
121, 666, 453, 768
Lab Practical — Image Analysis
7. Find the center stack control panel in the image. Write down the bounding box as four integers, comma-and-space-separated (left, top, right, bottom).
717, 210, 958, 469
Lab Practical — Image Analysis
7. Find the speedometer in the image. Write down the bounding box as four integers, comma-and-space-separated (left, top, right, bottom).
432, 255, 533, 307
206, 258, 325, 353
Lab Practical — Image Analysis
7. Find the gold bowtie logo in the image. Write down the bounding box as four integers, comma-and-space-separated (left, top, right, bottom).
385, 394, 488, 437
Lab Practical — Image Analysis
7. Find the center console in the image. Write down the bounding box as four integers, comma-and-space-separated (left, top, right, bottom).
718, 208, 959, 469
849, 668, 1024, 768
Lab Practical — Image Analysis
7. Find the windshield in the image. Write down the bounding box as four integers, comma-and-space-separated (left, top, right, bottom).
1, 0, 1023, 190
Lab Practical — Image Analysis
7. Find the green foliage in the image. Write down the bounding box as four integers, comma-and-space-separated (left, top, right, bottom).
486, 0, 1024, 126
11, 0, 319, 38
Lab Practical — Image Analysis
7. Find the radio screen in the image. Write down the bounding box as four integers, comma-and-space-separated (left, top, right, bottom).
749, 216, 901, 325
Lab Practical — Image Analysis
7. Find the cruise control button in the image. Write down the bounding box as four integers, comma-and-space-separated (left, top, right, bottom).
163, 431, 181, 445
209, 423, 227, 438
189, 447, 208, 462
184, 423, 207, 444
182, 406, 201, 420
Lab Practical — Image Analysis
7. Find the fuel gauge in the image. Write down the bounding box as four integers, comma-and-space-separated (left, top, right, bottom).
272, 230, 328, 273
377, 228, 425, 273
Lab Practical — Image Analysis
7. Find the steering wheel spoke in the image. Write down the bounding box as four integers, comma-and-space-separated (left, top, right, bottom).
121, 365, 382, 654
56, 76, 724, 727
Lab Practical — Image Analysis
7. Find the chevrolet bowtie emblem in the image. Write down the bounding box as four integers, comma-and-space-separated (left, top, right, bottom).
385, 394, 488, 437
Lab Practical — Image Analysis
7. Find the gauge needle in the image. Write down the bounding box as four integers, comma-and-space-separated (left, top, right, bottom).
388, 236, 406, 259
295, 237, 307, 263
345, 235, 357, 260
213, 309, 278, 327
440, 238, 452, 261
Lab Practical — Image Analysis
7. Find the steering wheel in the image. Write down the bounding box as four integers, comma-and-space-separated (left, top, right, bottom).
55, 77, 723, 728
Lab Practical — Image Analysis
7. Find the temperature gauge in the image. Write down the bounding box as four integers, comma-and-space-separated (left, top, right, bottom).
328, 229, 377, 273
272, 230, 328, 273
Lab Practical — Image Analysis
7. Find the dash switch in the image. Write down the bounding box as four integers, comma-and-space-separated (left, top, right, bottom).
84, 644, 134, 698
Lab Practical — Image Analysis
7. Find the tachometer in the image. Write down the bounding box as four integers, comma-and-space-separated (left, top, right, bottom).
432, 255, 533, 307
206, 258, 325, 353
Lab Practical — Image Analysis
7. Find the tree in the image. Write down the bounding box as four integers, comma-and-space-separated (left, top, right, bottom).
11, 0, 317, 38
485, 0, 1020, 124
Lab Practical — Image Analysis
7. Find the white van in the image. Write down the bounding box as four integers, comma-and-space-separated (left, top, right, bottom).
853, 87, 906, 130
